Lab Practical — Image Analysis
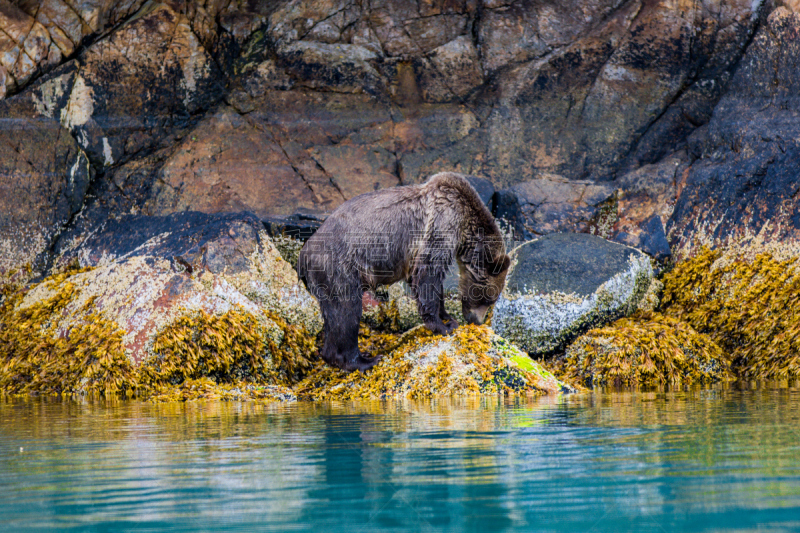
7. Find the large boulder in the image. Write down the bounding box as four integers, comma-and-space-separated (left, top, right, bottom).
22, 211, 321, 365
491, 233, 653, 357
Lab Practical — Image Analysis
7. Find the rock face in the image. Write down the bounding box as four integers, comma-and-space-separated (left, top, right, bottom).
0, 0, 147, 97
0, 82, 90, 275
491, 233, 653, 357
495, 176, 615, 239
0, 0, 782, 276
611, 151, 690, 260
21, 211, 322, 364
668, 7, 800, 256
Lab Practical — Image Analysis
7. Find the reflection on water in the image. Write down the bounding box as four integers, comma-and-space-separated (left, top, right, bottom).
2, 389, 800, 532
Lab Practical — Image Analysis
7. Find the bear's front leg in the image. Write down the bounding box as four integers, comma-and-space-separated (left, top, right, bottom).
413, 272, 453, 335
438, 289, 458, 334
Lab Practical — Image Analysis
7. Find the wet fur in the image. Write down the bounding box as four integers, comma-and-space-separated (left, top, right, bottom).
297, 172, 510, 371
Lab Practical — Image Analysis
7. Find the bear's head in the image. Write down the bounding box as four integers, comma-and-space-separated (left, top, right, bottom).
458, 238, 511, 325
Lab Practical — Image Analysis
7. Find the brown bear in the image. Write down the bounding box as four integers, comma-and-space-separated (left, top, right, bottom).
297, 172, 511, 371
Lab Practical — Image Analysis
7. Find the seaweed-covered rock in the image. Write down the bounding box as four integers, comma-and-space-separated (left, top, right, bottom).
146, 378, 297, 403
17, 211, 321, 366
662, 244, 800, 381
557, 311, 730, 387
492, 233, 653, 357
0, 266, 137, 396
296, 325, 575, 401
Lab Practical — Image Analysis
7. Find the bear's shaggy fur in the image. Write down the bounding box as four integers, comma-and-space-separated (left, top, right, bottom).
297, 172, 511, 371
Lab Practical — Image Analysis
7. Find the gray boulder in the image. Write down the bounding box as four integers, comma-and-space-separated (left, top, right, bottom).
491, 233, 653, 357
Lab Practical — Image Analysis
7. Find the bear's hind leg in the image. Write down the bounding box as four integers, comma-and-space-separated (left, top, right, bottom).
320, 291, 381, 372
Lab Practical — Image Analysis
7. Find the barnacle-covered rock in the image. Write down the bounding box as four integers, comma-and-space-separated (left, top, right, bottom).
661, 245, 800, 381
295, 324, 575, 401
492, 233, 653, 357
556, 311, 730, 388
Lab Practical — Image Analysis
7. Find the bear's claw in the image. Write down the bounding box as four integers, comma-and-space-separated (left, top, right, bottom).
344, 353, 382, 372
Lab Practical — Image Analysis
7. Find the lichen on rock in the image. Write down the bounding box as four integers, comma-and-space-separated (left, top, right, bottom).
556, 311, 730, 388
295, 324, 573, 401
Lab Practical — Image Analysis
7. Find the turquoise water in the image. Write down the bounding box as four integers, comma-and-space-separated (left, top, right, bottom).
2, 390, 800, 532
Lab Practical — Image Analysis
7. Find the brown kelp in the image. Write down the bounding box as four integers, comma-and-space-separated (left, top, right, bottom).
138, 307, 317, 394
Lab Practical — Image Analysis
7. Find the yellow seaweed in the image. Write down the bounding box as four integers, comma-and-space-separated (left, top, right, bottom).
557, 311, 729, 387
0, 266, 136, 396
661, 247, 800, 380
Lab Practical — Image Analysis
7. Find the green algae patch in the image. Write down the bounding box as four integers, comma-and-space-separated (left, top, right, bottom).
556, 311, 730, 387
139, 307, 317, 395
295, 324, 574, 401
661, 247, 800, 381
0, 268, 137, 396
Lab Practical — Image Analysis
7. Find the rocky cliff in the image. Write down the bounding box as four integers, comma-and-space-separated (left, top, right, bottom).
1, 0, 798, 278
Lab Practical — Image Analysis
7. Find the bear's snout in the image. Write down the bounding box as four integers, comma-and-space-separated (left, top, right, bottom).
464, 305, 490, 325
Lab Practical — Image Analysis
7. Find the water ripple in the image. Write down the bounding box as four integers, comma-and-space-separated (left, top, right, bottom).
2, 390, 800, 531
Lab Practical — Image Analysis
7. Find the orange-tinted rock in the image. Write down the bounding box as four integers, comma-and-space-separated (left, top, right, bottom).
612, 152, 689, 260
0, 0, 148, 98
147, 106, 328, 217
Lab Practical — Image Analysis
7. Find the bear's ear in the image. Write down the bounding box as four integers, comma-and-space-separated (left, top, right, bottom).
489, 254, 511, 275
